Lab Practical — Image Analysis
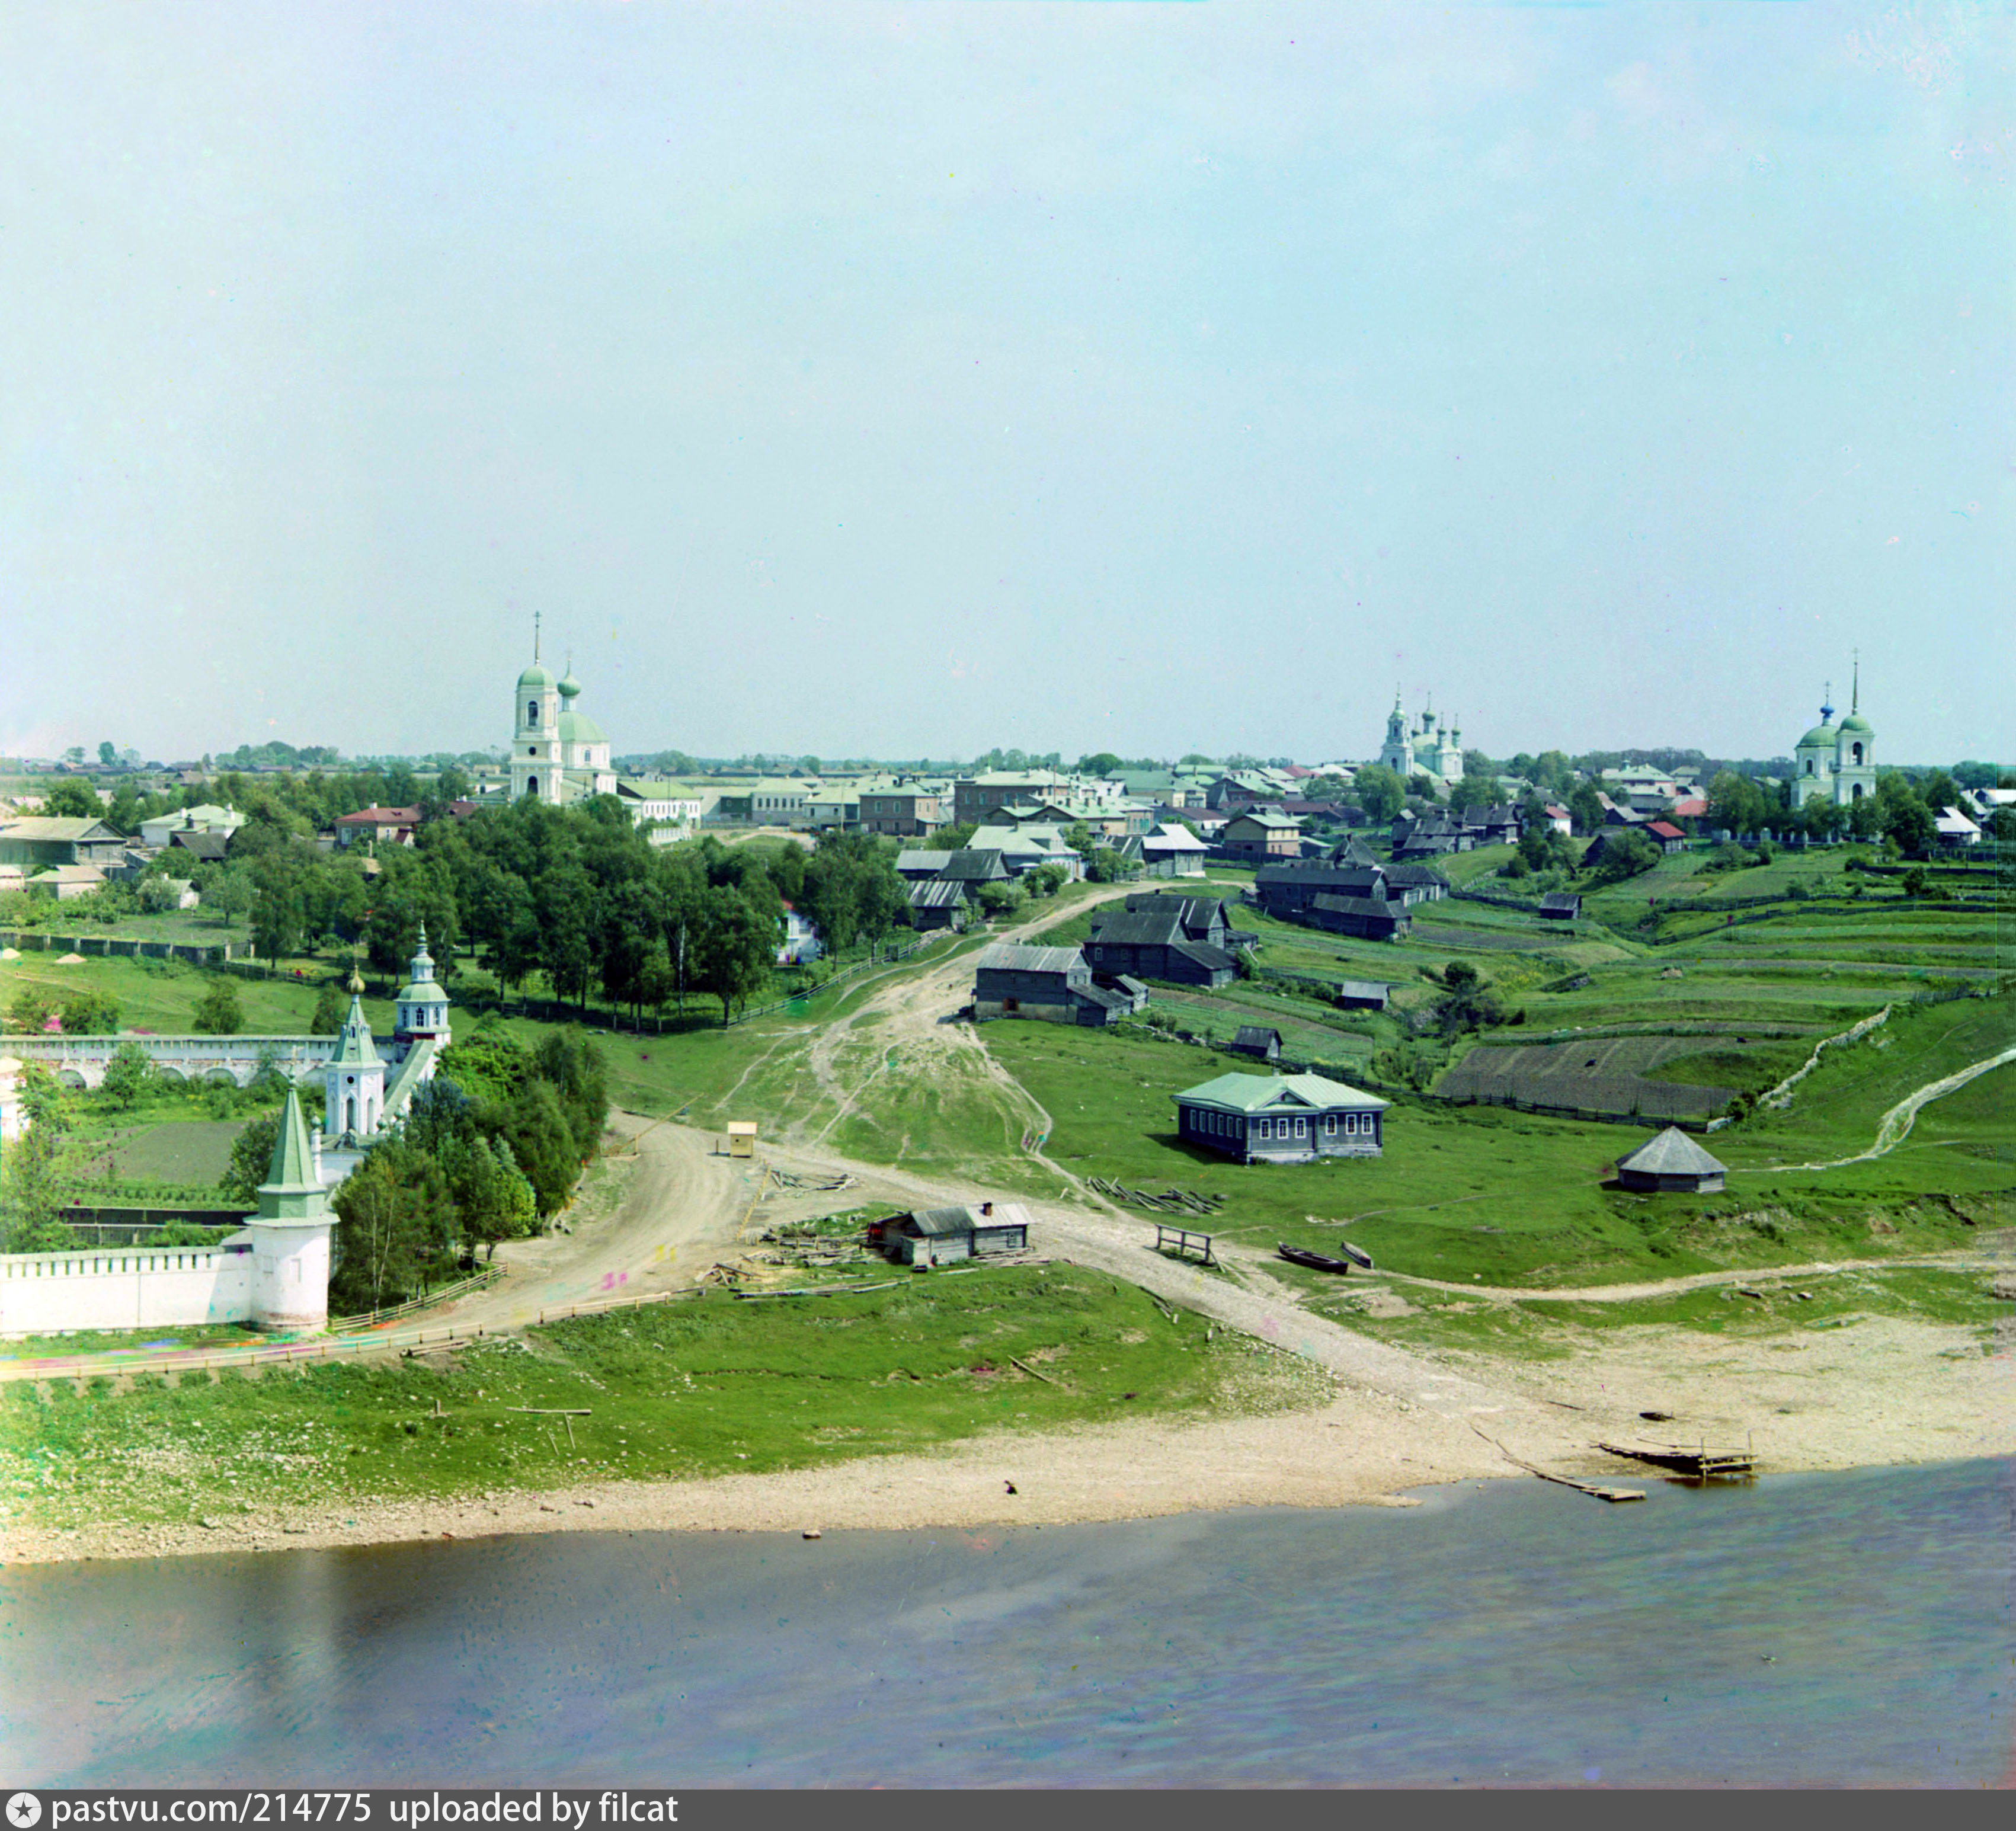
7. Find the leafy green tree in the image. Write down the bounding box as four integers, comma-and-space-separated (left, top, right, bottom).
193, 978, 245, 1035
7, 987, 53, 1034
486, 1078, 581, 1217
1917, 770, 1960, 819
974, 879, 1025, 918
219, 1113, 281, 1206
100, 1042, 156, 1109
1883, 796, 1935, 856
1517, 825, 1575, 873
1433, 961, 1505, 1036
692, 885, 775, 1023
205, 862, 257, 930
1076, 752, 1124, 776
450, 1132, 539, 1257
1585, 828, 1660, 885
329, 1141, 456, 1310
1352, 766, 1405, 823
137, 876, 181, 914
309, 982, 346, 1035
536, 866, 597, 1011
533, 1031, 610, 1159
855, 854, 906, 956
41, 779, 100, 818
0, 1065, 76, 1251
1568, 782, 1606, 836
439, 1023, 535, 1105
59, 990, 119, 1034
97, 741, 117, 766
1447, 773, 1502, 815
484, 875, 544, 1005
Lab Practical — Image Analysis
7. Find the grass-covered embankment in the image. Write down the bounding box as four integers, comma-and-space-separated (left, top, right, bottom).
2, 1265, 1325, 1535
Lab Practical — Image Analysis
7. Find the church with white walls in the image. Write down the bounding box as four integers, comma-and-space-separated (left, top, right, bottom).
1377, 693, 1466, 785
511, 627, 617, 804
1790, 665, 1877, 808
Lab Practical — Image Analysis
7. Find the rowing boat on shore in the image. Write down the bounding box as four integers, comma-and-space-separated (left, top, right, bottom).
1277, 1244, 1354, 1276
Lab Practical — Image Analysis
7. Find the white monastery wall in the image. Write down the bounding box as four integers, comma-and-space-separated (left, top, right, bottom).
0, 1241, 253, 1337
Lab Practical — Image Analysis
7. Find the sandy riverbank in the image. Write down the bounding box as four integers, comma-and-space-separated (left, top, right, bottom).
7, 1307, 2008, 1567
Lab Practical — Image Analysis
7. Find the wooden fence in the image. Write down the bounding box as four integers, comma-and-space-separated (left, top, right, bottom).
327, 1263, 507, 1334
0, 928, 245, 964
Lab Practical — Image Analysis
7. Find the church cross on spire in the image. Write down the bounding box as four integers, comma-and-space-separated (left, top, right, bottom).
1851, 648, 1859, 714
534, 609, 542, 662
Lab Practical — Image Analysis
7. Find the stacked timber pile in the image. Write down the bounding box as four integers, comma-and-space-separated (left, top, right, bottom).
1089, 1178, 1227, 1217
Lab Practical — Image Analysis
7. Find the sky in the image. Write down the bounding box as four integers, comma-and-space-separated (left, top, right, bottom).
1, 1, 2008, 768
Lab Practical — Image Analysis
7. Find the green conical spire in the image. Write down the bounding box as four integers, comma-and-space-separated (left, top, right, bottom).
331, 991, 381, 1065
255, 1089, 330, 1224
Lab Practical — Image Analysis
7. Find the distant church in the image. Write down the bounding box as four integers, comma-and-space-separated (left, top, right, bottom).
1378, 693, 1465, 785
1791, 663, 1877, 808
511, 622, 616, 803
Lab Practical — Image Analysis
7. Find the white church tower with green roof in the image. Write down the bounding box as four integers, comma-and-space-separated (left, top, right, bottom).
510, 616, 617, 804
394, 923, 453, 1047
325, 965, 385, 1144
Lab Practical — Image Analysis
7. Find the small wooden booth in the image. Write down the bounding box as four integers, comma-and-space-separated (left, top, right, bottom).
726, 1121, 759, 1159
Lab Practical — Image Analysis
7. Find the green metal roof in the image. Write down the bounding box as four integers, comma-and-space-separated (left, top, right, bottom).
382, 1036, 438, 1121
252, 1089, 331, 1223
558, 670, 583, 698
398, 979, 451, 1009
1173, 1071, 1388, 1113
329, 995, 382, 1066
1796, 723, 1837, 749
518, 662, 556, 690
1837, 711, 1871, 734
557, 709, 607, 744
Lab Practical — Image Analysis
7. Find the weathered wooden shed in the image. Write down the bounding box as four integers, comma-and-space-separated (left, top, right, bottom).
1230, 1026, 1282, 1064
882, 1201, 1033, 1265
1614, 1127, 1726, 1193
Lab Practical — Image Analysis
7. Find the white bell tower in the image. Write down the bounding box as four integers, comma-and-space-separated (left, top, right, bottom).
511, 613, 564, 801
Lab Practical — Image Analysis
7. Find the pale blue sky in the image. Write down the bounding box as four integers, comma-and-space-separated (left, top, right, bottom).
2, 1, 2007, 766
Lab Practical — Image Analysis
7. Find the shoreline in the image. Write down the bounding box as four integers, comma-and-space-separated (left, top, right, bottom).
9, 1307, 2012, 1566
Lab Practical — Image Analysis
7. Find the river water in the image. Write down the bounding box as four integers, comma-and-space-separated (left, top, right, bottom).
6, 1458, 2011, 1787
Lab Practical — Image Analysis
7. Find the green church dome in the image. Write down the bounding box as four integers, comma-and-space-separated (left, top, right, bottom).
1797, 724, 1838, 750
1838, 711, 1872, 734
558, 670, 583, 699
519, 662, 556, 690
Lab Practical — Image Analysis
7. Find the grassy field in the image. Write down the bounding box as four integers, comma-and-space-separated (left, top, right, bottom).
1301, 1263, 2010, 1363
0, 952, 376, 1035
1, 908, 248, 947
2, 1265, 1326, 1531
985, 1006, 2011, 1294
